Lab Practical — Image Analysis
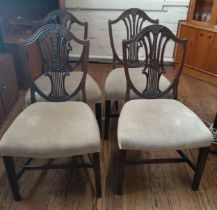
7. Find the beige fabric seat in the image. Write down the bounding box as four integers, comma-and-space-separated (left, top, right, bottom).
104, 68, 172, 100
118, 99, 213, 151
25, 72, 102, 105
0, 102, 100, 158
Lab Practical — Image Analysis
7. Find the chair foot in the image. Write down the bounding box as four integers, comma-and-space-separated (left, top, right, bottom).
192, 147, 209, 191
104, 100, 111, 140
95, 103, 101, 134
3, 156, 21, 201
117, 150, 127, 195
93, 153, 101, 198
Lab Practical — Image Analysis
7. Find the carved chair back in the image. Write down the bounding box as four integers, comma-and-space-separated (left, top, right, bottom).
122, 24, 187, 101
19, 24, 89, 103
108, 8, 159, 68
43, 9, 88, 39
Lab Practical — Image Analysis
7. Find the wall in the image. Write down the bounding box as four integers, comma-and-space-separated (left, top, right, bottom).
66, 0, 190, 62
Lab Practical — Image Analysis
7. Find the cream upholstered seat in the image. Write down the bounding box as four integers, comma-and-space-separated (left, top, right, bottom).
24, 10, 102, 132
105, 68, 172, 100
0, 25, 101, 201
0, 102, 100, 158
104, 8, 159, 139
118, 99, 213, 151
25, 72, 101, 105
116, 24, 212, 195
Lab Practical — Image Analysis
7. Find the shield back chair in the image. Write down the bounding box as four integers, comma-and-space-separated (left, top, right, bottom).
0, 24, 101, 201
117, 24, 213, 194
25, 9, 102, 132
104, 8, 159, 139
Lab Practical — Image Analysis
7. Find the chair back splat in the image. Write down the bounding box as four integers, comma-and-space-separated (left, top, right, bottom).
19, 24, 89, 103
122, 24, 188, 101
40, 9, 88, 39
109, 8, 159, 68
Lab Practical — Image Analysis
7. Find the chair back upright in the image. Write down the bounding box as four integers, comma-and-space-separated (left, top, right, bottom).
19, 24, 89, 103
43, 9, 88, 40
109, 8, 159, 68
122, 24, 187, 101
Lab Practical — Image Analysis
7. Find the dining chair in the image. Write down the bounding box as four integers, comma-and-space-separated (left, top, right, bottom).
104, 8, 159, 139
42, 9, 88, 39
116, 24, 213, 194
0, 24, 101, 200
25, 9, 102, 132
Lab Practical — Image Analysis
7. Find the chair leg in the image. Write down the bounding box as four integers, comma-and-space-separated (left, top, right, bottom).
117, 150, 127, 195
2, 156, 21, 201
192, 147, 209, 191
114, 100, 118, 111
93, 153, 101, 198
104, 100, 111, 140
95, 103, 101, 134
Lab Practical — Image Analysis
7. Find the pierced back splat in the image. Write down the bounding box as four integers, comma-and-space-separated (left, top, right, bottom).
43, 9, 88, 40
122, 24, 187, 101
108, 8, 159, 67
19, 24, 89, 103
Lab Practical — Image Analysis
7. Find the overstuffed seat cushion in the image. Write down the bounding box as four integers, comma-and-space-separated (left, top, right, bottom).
0, 102, 100, 158
104, 68, 172, 100
25, 72, 102, 105
118, 99, 213, 151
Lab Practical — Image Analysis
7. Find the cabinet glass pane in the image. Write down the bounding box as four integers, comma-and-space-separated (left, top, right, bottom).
193, 0, 214, 22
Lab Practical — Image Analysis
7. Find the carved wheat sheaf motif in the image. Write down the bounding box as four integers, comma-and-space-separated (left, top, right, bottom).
123, 24, 187, 100
141, 25, 169, 96
109, 8, 159, 67
19, 24, 89, 102
38, 28, 71, 98
123, 10, 156, 65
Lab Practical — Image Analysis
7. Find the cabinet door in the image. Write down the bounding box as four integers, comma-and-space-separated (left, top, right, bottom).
191, 29, 215, 71
0, 54, 19, 115
175, 24, 197, 66
207, 34, 217, 75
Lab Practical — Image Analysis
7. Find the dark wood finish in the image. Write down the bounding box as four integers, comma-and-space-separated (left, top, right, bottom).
117, 26, 209, 194
0, 54, 19, 123
3, 154, 101, 201
108, 8, 159, 68
19, 24, 89, 103
104, 9, 159, 139
93, 153, 102, 198
117, 147, 210, 194
3, 9, 88, 89
192, 147, 210, 190
42, 10, 88, 40
123, 24, 187, 100
0, 98, 5, 124
214, 113, 217, 128
95, 103, 102, 134
117, 150, 127, 195
0, 64, 216, 209
2, 156, 21, 201
104, 100, 111, 139
2, 26, 102, 201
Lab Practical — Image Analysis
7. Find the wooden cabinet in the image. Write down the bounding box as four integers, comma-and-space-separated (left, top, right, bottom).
174, 0, 217, 86
188, 0, 217, 26
192, 29, 215, 70
0, 54, 19, 124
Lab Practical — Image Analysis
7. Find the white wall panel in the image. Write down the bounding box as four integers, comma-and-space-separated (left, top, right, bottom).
66, 0, 190, 62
